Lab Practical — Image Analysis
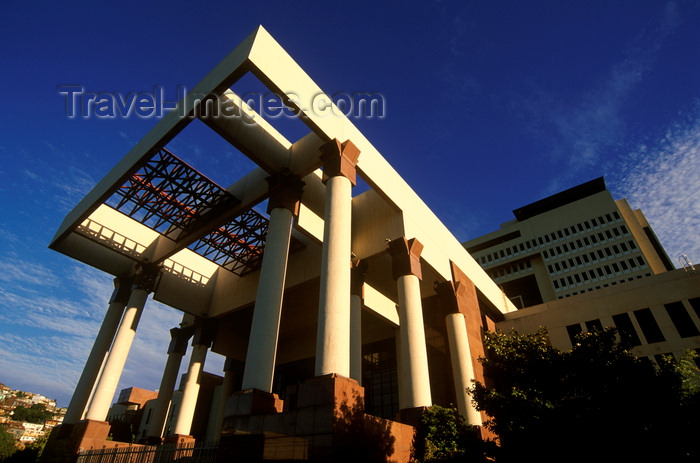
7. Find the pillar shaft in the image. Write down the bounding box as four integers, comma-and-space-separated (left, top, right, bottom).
315, 175, 353, 377
349, 260, 367, 384
389, 237, 431, 409
85, 287, 149, 421
396, 274, 432, 408
241, 207, 294, 391
241, 172, 303, 392
315, 139, 359, 378
173, 343, 208, 436
64, 279, 131, 425
350, 294, 363, 384
146, 325, 191, 440
446, 313, 481, 425
207, 359, 236, 443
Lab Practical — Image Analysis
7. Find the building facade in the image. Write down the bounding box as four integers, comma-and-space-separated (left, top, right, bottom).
45, 26, 515, 462
464, 177, 700, 365
463, 177, 676, 307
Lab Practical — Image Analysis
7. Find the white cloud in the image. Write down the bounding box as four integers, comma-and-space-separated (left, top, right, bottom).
0, 259, 60, 288
611, 107, 700, 266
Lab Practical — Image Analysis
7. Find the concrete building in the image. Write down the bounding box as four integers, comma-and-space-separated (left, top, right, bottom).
45, 26, 516, 462
464, 178, 700, 364
463, 177, 676, 308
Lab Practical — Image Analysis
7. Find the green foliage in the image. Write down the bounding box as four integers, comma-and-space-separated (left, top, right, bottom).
470, 328, 700, 463
4, 435, 47, 463
11, 405, 52, 425
0, 427, 17, 461
412, 405, 489, 463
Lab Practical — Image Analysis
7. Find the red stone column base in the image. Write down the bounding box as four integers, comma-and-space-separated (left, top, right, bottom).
225, 388, 284, 416
398, 406, 429, 428
41, 420, 114, 463
163, 434, 196, 445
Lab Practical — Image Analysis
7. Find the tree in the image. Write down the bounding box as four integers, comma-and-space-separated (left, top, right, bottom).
412, 405, 492, 462
470, 328, 700, 463
11, 405, 52, 425
4, 435, 47, 463
0, 426, 17, 461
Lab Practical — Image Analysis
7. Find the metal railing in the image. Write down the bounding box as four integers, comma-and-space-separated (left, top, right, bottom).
76, 441, 219, 463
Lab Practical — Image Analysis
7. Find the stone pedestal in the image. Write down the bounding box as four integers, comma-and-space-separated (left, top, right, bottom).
225, 389, 284, 417
219, 374, 415, 462
398, 406, 428, 428
41, 419, 113, 463
163, 434, 196, 445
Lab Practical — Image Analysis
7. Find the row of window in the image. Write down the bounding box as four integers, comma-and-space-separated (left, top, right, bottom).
557, 273, 652, 298
546, 241, 641, 274
478, 210, 623, 266
488, 260, 533, 280
542, 227, 631, 261
566, 298, 700, 347
551, 257, 648, 290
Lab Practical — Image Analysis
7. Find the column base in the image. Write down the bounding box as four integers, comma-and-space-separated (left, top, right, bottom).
219, 375, 415, 462
40, 419, 112, 463
143, 435, 164, 445
163, 434, 196, 445
225, 388, 284, 416
398, 406, 429, 427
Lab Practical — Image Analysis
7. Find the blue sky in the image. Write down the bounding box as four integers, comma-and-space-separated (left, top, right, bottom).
0, 1, 698, 406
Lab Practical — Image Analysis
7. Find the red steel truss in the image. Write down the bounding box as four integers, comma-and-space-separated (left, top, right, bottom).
108, 148, 236, 238
190, 209, 268, 275
100, 148, 300, 276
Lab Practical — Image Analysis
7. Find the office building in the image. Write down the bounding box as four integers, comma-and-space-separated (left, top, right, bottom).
463, 177, 675, 308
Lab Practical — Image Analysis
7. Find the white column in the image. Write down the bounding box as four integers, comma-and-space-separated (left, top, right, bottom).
316, 175, 353, 377
207, 359, 236, 442
241, 207, 294, 392
349, 260, 366, 384
446, 313, 482, 425
315, 139, 359, 378
85, 287, 149, 421
146, 325, 190, 441
241, 172, 303, 392
64, 278, 130, 425
173, 343, 208, 436
397, 274, 432, 408
394, 328, 408, 410
350, 293, 363, 384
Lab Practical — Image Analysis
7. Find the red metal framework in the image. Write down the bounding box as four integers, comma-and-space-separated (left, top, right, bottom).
189, 209, 269, 275
107, 148, 237, 238
100, 147, 305, 277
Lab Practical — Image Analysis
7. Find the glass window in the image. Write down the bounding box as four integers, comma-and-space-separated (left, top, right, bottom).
566, 323, 583, 345
613, 313, 641, 346
585, 319, 603, 332
689, 297, 700, 320
633, 308, 665, 343
664, 302, 700, 338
